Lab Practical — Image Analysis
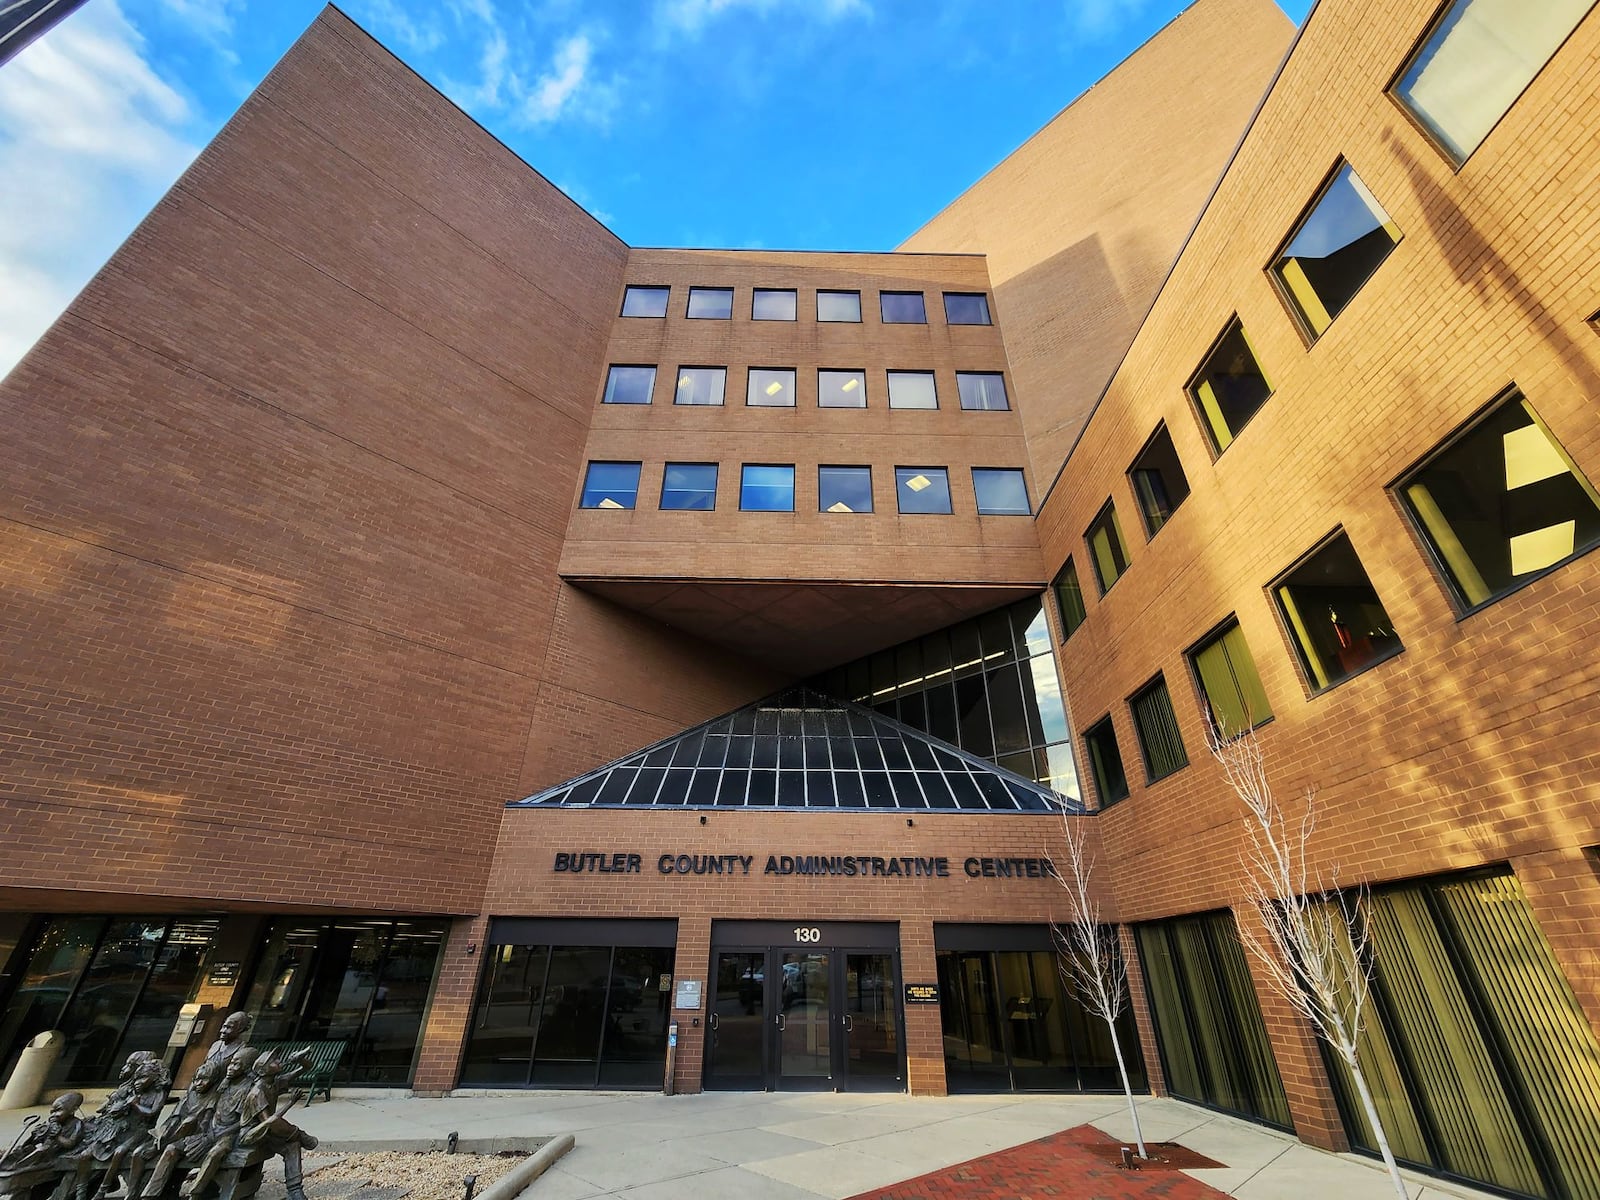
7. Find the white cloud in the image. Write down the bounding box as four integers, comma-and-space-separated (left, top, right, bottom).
1065, 0, 1150, 42
157, 0, 240, 43
525, 33, 589, 123
354, 0, 446, 54
0, 1, 198, 378
657, 0, 869, 36
436, 2, 617, 132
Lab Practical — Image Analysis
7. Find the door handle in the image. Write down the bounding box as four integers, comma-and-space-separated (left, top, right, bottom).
842, 1014, 854, 1034
775, 1013, 786, 1032
708, 1012, 719, 1032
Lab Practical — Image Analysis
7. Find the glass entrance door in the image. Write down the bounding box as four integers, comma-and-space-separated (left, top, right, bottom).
777, 952, 830, 1088
841, 953, 902, 1091
706, 952, 767, 1089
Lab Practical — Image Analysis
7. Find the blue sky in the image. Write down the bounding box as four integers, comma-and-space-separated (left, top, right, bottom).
0, 0, 1312, 373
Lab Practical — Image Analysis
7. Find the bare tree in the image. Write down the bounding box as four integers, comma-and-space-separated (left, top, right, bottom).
1208, 722, 1408, 1200
1052, 818, 1149, 1160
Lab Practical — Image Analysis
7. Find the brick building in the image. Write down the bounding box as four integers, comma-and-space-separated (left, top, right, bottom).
3, 0, 1599, 1196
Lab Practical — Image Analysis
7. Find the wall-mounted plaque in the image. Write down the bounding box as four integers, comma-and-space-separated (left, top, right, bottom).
904, 982, 940, 1004
206, 961, 242, 986
674, 979, 703, 1010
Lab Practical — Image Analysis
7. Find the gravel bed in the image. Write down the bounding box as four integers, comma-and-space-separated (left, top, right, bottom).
259, 1151, 529, 1200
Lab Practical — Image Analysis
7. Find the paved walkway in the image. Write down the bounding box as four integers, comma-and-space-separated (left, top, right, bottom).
0, 1091, 1499, 1200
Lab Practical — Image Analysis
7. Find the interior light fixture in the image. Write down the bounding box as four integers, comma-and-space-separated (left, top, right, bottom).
841, 378, 859, 392
907, 474, 932, 492
599, 498, 624, 509
828, 501, 853, 513
678, 375, 692, 388
765, 380, 784, 396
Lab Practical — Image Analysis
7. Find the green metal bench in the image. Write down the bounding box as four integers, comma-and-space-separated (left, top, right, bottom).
252, 1039, 347, 1104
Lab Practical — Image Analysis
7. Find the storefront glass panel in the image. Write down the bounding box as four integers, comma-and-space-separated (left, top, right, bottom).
460, 945, 549, 1085
0, 917, 101, 1080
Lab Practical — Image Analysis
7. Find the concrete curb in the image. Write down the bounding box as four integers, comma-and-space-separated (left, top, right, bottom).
474, 1135, 575, 1200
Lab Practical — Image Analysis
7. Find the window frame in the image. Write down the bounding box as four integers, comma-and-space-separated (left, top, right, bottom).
1053, 558, 1087, 642
1127, 422, 1192, 539
619, 285, 669, 319
739, 463, 796, 513
1185, 316, 1274, 458
956, 371, 1010, 412
1127, 673, 1189, 785
1185, 615, 1274, 738
971, 467, 1032, 516
1268, 527, 1406, 696
1082, 715, 1130, 808
894, 466, 953, 515
818, 465, 873, 514
659, 462, 720, 512
879, 291, 928, 325
579, 461, 642, 511
751, 288, 798, 322
816, 290, 863, 323
942, 292, 993, 325
686, 286, 735, 320
1084, 499, 1132, 596
601, 364, 657, 406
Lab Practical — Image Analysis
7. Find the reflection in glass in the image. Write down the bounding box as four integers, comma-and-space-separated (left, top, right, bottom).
1083, 718, 1128, 807
818, 369, 867, 409
661, 463, 718, 511
972, 468, 1030, 515
0, 917, 102, 1081
530, 947, 611, 1085
707, 952, 765, 1086
779, 953, 830, 1079
887, 371, 937, 410
1189, 320, 1272, 453
1271, 164, 1399, 338
845, 954, 901, 1085
1128, 425, 1190, 535
620, 285, 669, 317
673, 366, 726, 407
687, 287, 733, 319
817, 290, 862, 322
1274, 532, 1402, 690
602, 365, 655, 405
943, 293, 992, 325
895, 467, 952, 514
957, 373, 1009, 411
580, 462, 641, 510
752, 288, 797, 320
1086, 502, 1130, 593
819, 465, 872, 513
740, 464, 795, 512
879, 292, 927, 323
1053, 559, 1086, 639
461, 945, 547, 1085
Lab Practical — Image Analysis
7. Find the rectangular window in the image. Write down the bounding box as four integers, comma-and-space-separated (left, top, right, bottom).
887, 370, 938, 410
819, 465, 873, 513
580, 462, 641, 510
817, 290, 862, 322
620, 286, 669, 318
1187, 319, 1273, 454
1188, 618, 1272, 736
1082, 716, 1129, 807
1396, 389, 1600, 610
660, 463, 718, 511
740, 464, 795, 512
957, 372, 1009, 411
1128, 424, 1191, 536
602, 364, 656, 406
687, 286, 734, 319
752, 288, 797, 321
972, 468, 1031, 516
1392, 0, 1594, 164
673, 365, 726, 407
1273, 531, 1403, 691
1270, 162, 1400, 340
818, 369, 867, 408
746, 367, 796, 407
1085, 501, 1131, 594
1053, 559, 1086, 640
943, 292, 992, 325
1129, 675, 1187, 782
895, 467, 952, 515
880, 291, 927, 324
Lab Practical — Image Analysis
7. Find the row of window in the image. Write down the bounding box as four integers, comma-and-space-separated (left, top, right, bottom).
1068, 385, 1600, 806
620, 284, 993, 326
601, 364, 1010, 411
579, 462, 1032, 516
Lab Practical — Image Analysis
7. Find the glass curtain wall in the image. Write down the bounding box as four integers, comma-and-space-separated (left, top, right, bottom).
461, 943, 675, 1088
0, 916, 221, 1086
239, 918, 446, 1085
1135, 912, 1293, 1129
810, 598, 1080, 802
1323, 871, 1600, 1200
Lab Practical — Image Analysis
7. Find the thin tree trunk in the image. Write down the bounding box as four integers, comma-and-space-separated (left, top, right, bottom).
1346, 1053, 1408, 1200
1107, 1019, 1148, 1159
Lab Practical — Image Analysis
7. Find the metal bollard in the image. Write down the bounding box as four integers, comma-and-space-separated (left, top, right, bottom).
0, 1031, 65, 1111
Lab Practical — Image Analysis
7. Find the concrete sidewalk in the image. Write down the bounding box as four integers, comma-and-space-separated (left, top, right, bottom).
0, 1090, 1499, 1200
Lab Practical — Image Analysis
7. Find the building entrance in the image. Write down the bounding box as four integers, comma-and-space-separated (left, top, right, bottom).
705, 921, 902, 1092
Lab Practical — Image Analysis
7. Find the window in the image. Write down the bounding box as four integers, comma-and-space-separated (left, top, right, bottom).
1270, 162, 1400, 340
687, 286, 733, 319
972, 468, 1031, 516
1392, 0, 1593, 164
660, 463, 718, 511
819, 465, 872, 513
673, 365, 726, 407
740, 464, 794, 512
895, 467, 952, 515
746, 367, 796, 407
1187, 319, 1273, 454
880, 291, 927, 324
1128, 424, 1191, 537
580, 462, 641, 510
620, 285, 668, 318
1273, 531, 1403, 691
752, 288, 797, 321
1053, 559, 1086, 640
1396, 389, 1600, 610
601, 365, 655, 406
943, 293, 992, 325
1188, 618, 1272, 735
1129, 675, 1187, 782
957, 372, 1009, 411
887, 371, 938, 410
1085, 501, 1131, 594
816, 290, 862, 322
1082, 717, 1128, 807
818, 369, 867, 408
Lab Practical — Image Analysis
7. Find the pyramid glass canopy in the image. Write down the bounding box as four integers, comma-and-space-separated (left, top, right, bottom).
512, 686, 1082, 813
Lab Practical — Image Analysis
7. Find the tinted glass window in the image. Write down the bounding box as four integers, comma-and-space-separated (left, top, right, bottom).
580, 462, 641, 510
1189, 618, 1272, 735
1083, 717, 1128, 806
740, 464, 795, 512
747, 367, 796, 407
1271, 163, 1399, 339
1129, 424, 1190, 536
880, 292, 927, 324
1086, 501, 1130, 594
602, 364, 655, 405
620, 286, 668, 317
1273, 532, 1402, 691
752, 288, 797, 321
661, 463, 718, 511
1053, 559, 1086, 640
1189, 319, 1272, 453
818, 369, 867, 408
819, 466, 872, 513
896, 467, 952, 514
957, 372, 1009, 411
674, 365, 726, 407
972, 468, 1031, 515
1129, 676, 1187, 782
817, 290, 862, 322
687, 287, 734, 319
943, 293, 992, 324
887, 371, 938, 410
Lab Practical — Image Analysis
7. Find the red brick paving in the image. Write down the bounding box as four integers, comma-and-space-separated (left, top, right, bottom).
847, 1125, 1230, 1200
